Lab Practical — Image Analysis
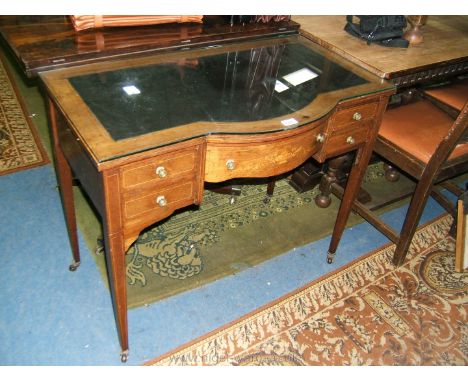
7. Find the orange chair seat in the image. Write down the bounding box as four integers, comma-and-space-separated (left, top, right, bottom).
424, 79, 468, 111
379, 100, 468, 163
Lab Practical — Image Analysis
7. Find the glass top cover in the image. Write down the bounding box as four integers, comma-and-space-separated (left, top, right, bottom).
69, 40, 368, 141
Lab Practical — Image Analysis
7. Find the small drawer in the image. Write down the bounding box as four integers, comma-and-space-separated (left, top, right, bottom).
123, 180, 195, 220
321, 125, 369, 157
204, 122, 324, 183
331, 102, 378, 131
120, 147, 199, 189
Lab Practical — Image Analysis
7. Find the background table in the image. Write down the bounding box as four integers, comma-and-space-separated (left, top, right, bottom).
293, 15, 468, 87
0, 15, 299, 78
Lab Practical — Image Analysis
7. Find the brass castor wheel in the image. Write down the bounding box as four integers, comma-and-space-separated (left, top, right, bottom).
120, 351, 129, 363
326, 253, 335, 264
69, 261, 80, 272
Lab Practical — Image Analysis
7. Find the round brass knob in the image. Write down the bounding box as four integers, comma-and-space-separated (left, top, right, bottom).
226, 159, 236, 171
316, 133, 325, 143
155, 166, 167, 178
346, 136, 355, 145
353, 112, 362, 121
156, 196, 167, 207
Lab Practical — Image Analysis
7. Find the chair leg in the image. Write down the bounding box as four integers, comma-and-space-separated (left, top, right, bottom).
392, 180, 434, 266
266, 181, 275, 197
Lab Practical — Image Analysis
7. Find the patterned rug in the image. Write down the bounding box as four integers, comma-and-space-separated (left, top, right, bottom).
87, 164, 416, 308
148, 214, 468, 365
0, 53, 48, 176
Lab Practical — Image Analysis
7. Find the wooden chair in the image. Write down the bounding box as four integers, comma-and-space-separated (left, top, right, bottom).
383, 79, 468, 182
330, 98, 468, 266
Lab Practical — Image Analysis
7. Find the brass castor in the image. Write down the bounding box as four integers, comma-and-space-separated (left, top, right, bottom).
326, 252, 335, 264
120, 351, 129, 363
69, 261, 80, 272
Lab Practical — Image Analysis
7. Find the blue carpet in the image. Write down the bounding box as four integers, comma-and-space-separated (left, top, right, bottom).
0, 164, 448, 365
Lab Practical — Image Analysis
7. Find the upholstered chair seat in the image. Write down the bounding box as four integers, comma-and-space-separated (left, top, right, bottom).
424, 78, 468, 112
378, 99, 468, 164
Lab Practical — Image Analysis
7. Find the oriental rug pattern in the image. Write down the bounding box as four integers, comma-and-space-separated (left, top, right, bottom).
91, 163, 401, 308
0, 55, 48, 176
149, 214, 468, 366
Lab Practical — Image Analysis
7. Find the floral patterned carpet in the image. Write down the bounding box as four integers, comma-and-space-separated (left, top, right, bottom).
149, 214, 468, 365
0, 54, 48, 176
89, 163, 413, 309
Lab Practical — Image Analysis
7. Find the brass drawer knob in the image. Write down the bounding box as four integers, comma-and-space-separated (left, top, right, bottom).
353, 112, 362, 121
346, 136, 356, 145
156, 195, 167, 207
155, 166, 168, 178
316, 133, 325, 143
226, 159, 236, 171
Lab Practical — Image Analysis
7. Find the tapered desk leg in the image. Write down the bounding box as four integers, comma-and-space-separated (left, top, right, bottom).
102, 170, 129, 362
326, 144, 375, 264
48, 99, 80, 271
103, 230, 129, 362
326, 96, 389, 264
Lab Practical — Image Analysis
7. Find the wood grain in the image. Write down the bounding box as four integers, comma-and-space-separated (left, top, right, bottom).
293, 16, 468, 80
40, 35, 393, 166
0, 16, 299, 77
204, 120, 325, 182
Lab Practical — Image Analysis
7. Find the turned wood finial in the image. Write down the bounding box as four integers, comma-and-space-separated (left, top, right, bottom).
403, 16, 429, 45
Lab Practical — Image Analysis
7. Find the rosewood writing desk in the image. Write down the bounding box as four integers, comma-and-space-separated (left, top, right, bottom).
39, 34, 394, 361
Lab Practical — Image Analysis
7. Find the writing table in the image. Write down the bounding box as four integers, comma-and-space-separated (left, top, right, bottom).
40, 34, 394, 361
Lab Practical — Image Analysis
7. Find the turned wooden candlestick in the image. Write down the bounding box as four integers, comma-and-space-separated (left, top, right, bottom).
403, 16, 429, 45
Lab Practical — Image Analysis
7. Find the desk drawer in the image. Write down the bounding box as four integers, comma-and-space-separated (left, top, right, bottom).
123, 180, 195, 220
205, 122, 324, 183
331, 102, 378, 131
120, 146, 200, 190
323, 125, 369, 156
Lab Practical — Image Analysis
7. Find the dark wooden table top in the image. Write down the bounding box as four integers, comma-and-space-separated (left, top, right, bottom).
0, 15, 299, 78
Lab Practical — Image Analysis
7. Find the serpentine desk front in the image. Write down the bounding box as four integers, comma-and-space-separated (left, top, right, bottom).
39, 34, 395, 361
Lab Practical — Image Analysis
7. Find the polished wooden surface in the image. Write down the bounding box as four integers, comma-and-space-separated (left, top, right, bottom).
41, 35, 394, 361
293, 16, 468, 83
0, 15, 299, 78
41, 35, 392, 165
